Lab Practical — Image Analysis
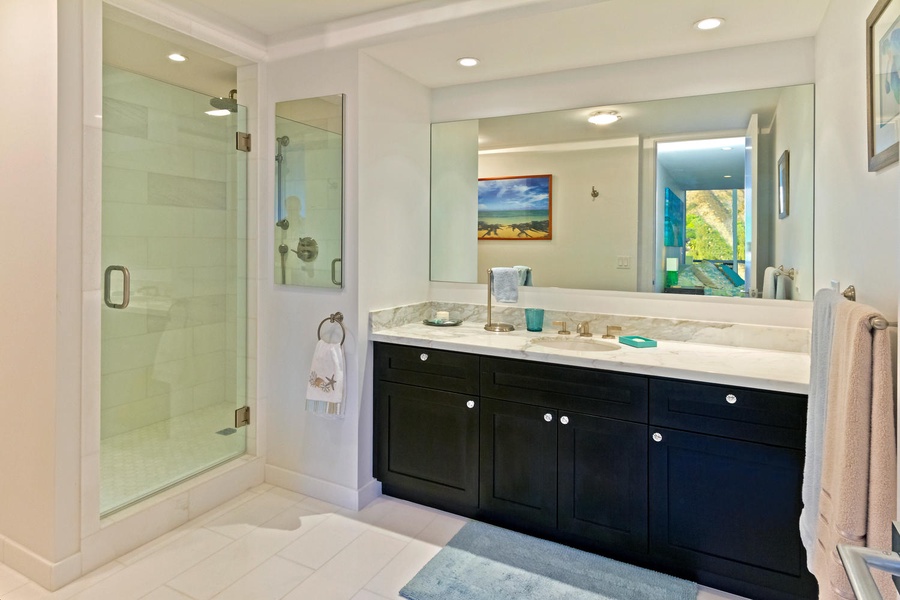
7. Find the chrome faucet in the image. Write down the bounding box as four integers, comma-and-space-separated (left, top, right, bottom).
576, 321, 593, 337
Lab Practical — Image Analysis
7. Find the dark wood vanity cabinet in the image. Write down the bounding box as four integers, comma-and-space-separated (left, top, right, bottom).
479, 357, 649, 554
373, 342, 816, 600
373, 344, 480, 515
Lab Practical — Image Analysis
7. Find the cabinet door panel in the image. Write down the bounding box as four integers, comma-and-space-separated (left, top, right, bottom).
649, 427, 816, 597
375, 381, 478, 508
480, 397, 558, 529
558, 413, 648, 553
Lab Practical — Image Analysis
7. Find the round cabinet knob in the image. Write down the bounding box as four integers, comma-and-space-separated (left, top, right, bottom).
726, 394, 737, 404
560, 416, 570, 425
420, 353, 428, 361
544, 413, 553, 423
466, 400, 475, 409
652, 432, 663, 442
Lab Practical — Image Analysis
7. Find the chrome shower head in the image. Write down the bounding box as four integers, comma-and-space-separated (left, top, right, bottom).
209, 89, 237, 112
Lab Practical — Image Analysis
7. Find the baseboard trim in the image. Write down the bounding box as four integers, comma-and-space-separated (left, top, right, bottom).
265, 465, 382, 511
0, 536, 82, 591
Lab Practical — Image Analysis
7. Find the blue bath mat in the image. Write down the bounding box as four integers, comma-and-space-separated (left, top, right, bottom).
400, 521, 697, 600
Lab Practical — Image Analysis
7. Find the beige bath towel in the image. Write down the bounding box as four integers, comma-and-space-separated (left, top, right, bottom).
812, 301, 896, 600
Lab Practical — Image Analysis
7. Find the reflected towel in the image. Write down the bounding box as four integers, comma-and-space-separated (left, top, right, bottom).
799, 288, 842, 569
306, 340, 346, 418
762, 266, 777, 299
491, 267, 519, 303
811, 301, 896, 599
513, 265, 533, 286
775, 273, 790, 299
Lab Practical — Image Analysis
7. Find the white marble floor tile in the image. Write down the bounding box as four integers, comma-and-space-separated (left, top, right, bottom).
138, 586, 193, 600
362, 539, 441, 598
280, 530, 407, 600
1, 491, 751, 600
69, 529, 231, 600
209, 556, 313, 600
277, 513, 370, 569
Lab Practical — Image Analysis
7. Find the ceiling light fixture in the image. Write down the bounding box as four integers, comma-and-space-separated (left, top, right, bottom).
724, 175, 733, 178
694, 17, 724, 30
205, 109, 232, 117
457, 57, 479, 67
168, 53, 188, 62
588, 111, 621, 125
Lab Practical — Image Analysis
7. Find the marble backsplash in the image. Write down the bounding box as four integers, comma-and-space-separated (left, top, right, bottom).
369, 301, 810, 354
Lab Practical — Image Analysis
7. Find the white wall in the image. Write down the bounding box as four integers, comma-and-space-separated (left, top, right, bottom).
429, 38, 817, 326
263, 48, 363, 503
357, 53, 432, 487
815, 0, 899, 318
772, 86, 815, 301
0, 0, 81, 573
477, 144, 639, 291
263, 50, 430, 505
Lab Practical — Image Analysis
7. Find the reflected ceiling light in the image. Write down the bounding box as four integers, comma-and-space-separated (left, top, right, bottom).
205, 109, 232, 117
694, 17, 724, 30
724, 175, 733, 178
457, 57, 479, 67
722, 146, 733, 151
588, 111, 620, 125
168, 52, 188, 62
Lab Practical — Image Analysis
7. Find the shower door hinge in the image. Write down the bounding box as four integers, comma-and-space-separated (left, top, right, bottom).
234, 406, 250, 428
236, 132, 251, 152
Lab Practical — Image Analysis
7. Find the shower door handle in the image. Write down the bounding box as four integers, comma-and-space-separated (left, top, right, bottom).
331, 258, 342, 286
104, 265, 131, 309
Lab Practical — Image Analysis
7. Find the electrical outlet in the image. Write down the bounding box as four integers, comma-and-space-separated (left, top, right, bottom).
617, 256, 631, 269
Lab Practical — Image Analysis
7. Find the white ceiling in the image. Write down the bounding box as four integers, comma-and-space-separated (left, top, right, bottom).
130, 0, 830, 89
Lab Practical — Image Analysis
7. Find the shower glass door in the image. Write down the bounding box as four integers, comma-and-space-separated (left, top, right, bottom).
100, 65, 248, 515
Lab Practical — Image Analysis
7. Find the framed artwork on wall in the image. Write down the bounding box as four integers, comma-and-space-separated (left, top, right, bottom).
477, 174, 552, 240
778, 150, 790, 219
867, 0, 900, 171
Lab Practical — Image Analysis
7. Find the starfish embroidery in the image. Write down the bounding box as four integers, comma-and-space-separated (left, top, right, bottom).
324, 374, 337, 392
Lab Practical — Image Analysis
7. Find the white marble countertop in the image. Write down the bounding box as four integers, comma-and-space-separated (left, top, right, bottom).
370, 321, 810, 395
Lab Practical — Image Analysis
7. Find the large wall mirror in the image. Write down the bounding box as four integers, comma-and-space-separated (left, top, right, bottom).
431, 84, 814, 301
274, 95, 344, 287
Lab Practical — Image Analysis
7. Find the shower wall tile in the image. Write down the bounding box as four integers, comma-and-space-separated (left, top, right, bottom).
193, 148, 229, 182
103, 132, 196, 177
101, 368, 149, 409
103, 167, 149, 205
194, 379, 226, 410
103, 203, 195, 238
193, 351, 226, 385
103, 97, 149, 139
102, 310, 149, 340
193, 208, 228, 237
149, 173, 226, 210
193, 323, 226, 355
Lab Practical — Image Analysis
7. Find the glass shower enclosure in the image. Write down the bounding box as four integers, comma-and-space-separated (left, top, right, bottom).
100, 65, 248, 515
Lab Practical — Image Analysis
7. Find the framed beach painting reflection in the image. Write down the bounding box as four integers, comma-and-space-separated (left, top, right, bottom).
867, 0, 900, 171
477, 174, 552, 240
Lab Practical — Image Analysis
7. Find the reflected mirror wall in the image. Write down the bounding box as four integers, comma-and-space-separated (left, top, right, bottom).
431, 84, 814, 300
274, 95, 344, 287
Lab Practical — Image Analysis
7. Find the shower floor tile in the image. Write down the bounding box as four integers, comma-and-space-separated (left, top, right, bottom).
101, 402, 245, 514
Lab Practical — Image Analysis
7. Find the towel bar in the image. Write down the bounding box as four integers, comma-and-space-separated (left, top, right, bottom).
317, 312, 346, 346
841, 286, 897, 329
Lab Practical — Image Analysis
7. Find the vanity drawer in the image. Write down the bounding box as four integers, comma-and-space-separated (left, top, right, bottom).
375, 342, 479, 395
649, 379, 807, 449
481, 357, 648, 422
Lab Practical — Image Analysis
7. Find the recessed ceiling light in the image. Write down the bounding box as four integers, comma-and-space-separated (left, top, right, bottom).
694, 17, 724, 30
205, 109, 232, 117
457, 57, 479, 67
588, 111, 621, 125
168, 53, 188, 62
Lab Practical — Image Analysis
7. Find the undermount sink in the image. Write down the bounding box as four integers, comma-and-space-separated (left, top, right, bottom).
530, 337, 620, 352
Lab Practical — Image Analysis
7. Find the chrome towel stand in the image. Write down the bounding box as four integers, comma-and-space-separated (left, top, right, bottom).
841, 286, 896, 330
317, 312, 346, 346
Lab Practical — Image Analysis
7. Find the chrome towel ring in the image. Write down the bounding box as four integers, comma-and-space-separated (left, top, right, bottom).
317, 312, 346, 346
